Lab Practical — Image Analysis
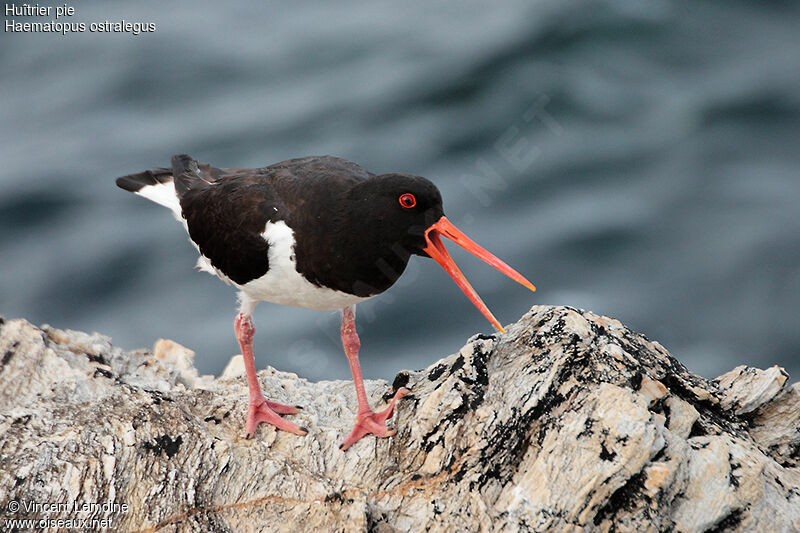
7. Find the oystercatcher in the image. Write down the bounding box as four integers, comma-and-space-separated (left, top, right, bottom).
116, 154, 535, 450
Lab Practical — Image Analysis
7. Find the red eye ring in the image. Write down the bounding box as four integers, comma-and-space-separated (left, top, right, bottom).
398, 193, 417, 209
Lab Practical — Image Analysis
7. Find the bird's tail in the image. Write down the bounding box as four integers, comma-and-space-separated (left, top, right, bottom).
171, 154, 218, 197
117, 154, 221, 216
115, 167, 180, 215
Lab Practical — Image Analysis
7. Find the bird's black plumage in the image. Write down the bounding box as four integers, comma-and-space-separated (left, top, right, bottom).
115, 167, 172, 193
117, 154, 444, 295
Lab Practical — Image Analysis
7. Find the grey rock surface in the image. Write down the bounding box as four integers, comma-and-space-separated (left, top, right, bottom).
1, 306, 798, 532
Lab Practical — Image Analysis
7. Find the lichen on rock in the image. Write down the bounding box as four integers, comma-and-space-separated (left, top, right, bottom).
1, 306, 798, 532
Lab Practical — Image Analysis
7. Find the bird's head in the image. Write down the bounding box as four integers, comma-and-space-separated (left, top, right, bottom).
355, 173, 536, 333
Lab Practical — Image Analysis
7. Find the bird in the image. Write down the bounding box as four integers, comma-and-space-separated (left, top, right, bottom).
116, 154, 535, 450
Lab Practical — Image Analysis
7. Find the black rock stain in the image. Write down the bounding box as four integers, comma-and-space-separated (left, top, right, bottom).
143, 435, 183, 458
703, 508, 744, 533
93, 367, 113, 379
599, 441, 616, 461
593, 472, 647, 525
428, 363, 447, 381
1, 341, 19, 371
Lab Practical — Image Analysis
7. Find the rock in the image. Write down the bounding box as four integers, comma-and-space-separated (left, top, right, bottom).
0, 306, 798, 532
749, 382, 800, 469
220, 354, 245, 380
713, 365, 789, 416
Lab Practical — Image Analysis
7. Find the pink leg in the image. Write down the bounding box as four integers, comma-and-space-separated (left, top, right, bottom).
339, 305, 409, 451
235, 313, 307, 439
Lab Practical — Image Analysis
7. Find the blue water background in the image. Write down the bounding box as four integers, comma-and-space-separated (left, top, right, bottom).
2, 0, 799, 381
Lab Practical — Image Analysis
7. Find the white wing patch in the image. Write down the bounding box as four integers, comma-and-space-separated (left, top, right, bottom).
238, 220, 370, 311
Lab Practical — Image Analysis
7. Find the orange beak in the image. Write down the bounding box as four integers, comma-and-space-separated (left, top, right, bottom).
423, 216, 536, 333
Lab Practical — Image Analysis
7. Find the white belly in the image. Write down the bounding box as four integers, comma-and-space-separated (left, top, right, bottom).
236, 220, 369, 311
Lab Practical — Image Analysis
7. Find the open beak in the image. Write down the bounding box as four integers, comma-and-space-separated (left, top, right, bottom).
423, 216, 536, 333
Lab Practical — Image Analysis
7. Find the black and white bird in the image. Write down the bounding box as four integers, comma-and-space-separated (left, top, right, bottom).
116, 154, 535, 450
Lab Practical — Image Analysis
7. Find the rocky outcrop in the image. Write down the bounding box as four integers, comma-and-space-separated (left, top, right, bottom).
0, 306, 798, 532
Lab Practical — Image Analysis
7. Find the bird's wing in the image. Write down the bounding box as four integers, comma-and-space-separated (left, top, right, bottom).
172, 154, 371, 286
177, 164, 280, 286
263, 155, 373, 181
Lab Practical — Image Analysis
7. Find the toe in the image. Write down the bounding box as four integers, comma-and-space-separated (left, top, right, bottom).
265, 400, 302, 415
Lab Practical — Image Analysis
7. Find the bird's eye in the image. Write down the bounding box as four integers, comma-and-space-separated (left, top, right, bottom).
398, 193, 416, 209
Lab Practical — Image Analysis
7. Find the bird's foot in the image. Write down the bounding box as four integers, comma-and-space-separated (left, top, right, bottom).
339, 387, 410, 451
245, 397, 307, 439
